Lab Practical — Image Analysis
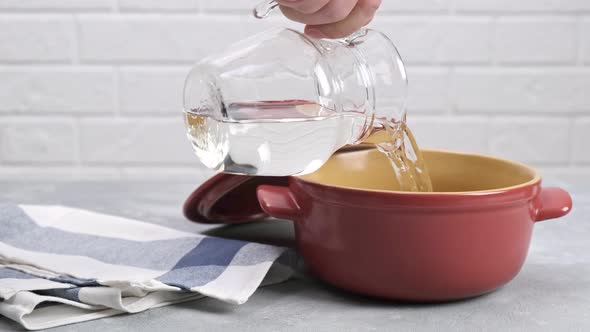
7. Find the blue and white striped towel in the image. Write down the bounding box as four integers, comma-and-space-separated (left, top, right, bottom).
0, 204, 296, 330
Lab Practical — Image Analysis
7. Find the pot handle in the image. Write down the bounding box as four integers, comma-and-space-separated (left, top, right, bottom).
257, 185, 301, 220
535, 187, 573, 222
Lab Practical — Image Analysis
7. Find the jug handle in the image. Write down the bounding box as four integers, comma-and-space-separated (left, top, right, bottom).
535, 187, 573, 222
252, 0, 369, 46
253, 0, 279, 19
253, 1, 368, 39
257, 185, 301, 220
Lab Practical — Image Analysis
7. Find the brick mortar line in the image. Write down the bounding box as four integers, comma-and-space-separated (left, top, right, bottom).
486, 62, 586, 67
3, 64, 588, 70
1, 166, 589, 174
0, 11, 103, 16
452, 112, 590, 117
0, 62, 194, 67
0, 160, 80, 167
0, 165, 200, 170
6, 165, 590, 171
0, 64, 190, 69
73, 61, 589, 67
118, 9, 201, 14
0, 9, 412, 15
74, 161, 201, 167
113, 65, 121, 117
0, 124, 3, 164
577, 16, 585, 65
486, 114, 497, 154
484, 114, 492, 154
451, 11, 590, 17
448, 0, 457, 15
195, 0, 203, 14
412, 114, 495, 120
75, 60, 196, 66
0, 167, 120, 172
1, 63, 588, 69
72, 117, 82, 167
0, 160, 578, 168
568, 118, 576, 167
1, 113, 586, 119
0, 12, 585, 18
446, 65, 455, 116
72, 14, 81, 65
540, 165, 590, 170
0, 111, 118, 116
0, 60, 73, 65
490, 14, 499, 67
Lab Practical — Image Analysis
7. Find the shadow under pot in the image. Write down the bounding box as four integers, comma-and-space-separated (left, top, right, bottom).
257, 148, 572, 302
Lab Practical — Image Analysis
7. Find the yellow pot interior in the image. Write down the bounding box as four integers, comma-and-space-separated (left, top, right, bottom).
300, 149, 539, 193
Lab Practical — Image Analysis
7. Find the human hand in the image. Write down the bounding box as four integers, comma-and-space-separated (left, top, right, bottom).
277, 0, 382, 39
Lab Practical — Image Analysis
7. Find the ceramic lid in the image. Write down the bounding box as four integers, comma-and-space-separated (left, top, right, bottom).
183, 173, 289, 224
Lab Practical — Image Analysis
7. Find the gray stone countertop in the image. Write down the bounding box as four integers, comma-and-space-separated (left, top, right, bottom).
0, 181, 588, 331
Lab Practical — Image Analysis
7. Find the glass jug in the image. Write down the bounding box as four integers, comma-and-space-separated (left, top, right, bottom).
183, 27, 408, 176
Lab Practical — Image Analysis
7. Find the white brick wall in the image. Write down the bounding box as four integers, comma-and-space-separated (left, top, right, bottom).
495, 18, 577, 64
0, 67, 115, 113
0, 0, 588, 182
118, 67, 187, 113
1, 117, 76, 163
78, 118, 192, 164
489, 117, 570, 164
374, 17, 494, 64
452, 68, 590, 113
0, 16, 75, 62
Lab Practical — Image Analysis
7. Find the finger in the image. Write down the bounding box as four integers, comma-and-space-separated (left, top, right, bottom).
276, 0, 331, 14
280, 0, 357, 25
304, 0, 381, 39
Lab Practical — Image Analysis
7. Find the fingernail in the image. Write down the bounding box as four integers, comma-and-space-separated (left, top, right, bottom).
305, 28, 327, 39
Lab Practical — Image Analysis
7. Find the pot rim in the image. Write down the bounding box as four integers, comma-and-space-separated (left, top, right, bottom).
291, 149, 542, 209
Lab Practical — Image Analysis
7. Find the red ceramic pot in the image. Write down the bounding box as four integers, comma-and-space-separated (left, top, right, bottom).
256, 149, 572, 301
